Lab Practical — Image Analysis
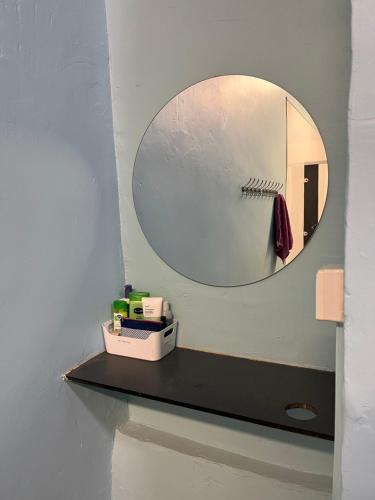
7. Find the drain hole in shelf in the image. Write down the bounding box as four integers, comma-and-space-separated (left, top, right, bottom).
285, 403, 318, 421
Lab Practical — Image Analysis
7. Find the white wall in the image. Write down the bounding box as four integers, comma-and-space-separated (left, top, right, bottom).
286, 101, 328, 263
0, 2, 125, 499
342, 1, 375, 498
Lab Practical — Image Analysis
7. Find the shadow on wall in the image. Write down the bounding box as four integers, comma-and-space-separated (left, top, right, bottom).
120, 396, 333, 454
65, 383, 129, 432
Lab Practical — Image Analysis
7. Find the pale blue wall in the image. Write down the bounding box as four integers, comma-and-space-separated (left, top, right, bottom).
107, 0, 350, 371
0, 2, 124, 499
106, 0, 350, 498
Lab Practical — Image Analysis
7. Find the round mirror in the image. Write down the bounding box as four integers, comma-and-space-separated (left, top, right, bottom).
133, 75, 328, 286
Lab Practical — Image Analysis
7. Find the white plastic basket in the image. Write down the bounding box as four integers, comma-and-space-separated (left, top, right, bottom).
102, 320, 177, 361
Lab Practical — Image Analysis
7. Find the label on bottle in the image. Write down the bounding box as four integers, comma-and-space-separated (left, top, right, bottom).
113, 313, 123, 333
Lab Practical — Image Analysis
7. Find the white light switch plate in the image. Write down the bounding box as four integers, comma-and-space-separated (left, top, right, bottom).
316, 268, 344, 322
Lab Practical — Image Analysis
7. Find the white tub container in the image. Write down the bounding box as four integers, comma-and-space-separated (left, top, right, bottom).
102, 320, 177, 361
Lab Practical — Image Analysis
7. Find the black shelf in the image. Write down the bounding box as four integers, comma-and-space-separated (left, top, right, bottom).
67, 348, 334, 440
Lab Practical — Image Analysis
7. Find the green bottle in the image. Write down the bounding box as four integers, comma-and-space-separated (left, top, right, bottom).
112, 300, 128, 334
128, 291, 150, 301
128, 291, 150, 320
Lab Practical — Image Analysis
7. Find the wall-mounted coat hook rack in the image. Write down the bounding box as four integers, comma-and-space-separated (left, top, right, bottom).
241, 178, 283, 198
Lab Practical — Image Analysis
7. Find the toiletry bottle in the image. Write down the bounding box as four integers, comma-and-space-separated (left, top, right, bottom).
161, 301, 173, 327
129, 301, 144, 320
128, 291, 150, 300
124, 284, 133, 298
112, 300, 128, 334
142, 297, 163, 321
128, 291, 150, 320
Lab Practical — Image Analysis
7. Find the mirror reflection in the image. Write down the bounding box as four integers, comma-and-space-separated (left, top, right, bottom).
133, 75, 328, 286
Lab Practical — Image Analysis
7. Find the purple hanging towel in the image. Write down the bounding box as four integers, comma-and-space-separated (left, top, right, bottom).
273, 194, 293, 264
